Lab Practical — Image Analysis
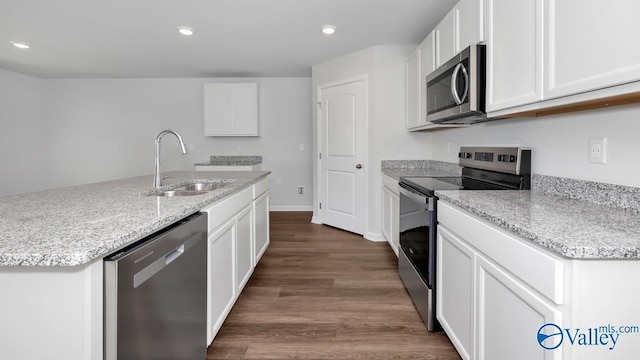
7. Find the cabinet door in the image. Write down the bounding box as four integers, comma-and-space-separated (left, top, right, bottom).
544, 0, 640, 99
437, 226, 475, 360
436, 9, 457, 67
381, 187, 392, 242
477, 255, 562, 360
486, 0, 543, 112
405, 49, 421, 129
236, 205, 254, 292
390, 191, 400, 257
207, 218, 236, 345
253, 192, 270, 264
204, 83, 258, 136
456, 0, 484, 52
418, 32, 436, 126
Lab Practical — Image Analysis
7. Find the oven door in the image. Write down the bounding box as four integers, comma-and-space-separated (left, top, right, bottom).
398, 184, 435, 287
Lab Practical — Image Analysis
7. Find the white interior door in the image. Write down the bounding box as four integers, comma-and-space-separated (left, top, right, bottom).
318, 79, 366, 235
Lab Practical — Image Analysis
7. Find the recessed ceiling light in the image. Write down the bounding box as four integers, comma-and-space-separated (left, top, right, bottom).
321, 25, 336, 35
10, 41, 30, 49
177, 26, 195, 36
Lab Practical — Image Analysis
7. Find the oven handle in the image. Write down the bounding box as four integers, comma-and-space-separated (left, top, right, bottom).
399, 183, 434, 211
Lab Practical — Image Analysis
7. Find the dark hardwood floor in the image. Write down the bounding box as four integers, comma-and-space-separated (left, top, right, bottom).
207, 211, 461, 360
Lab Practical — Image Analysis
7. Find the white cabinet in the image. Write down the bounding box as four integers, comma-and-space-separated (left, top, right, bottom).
204, 83, 259, 137
253, 179, 270, 264
485, 0, 543, 112
436, 0, 484, 68
204, 178, 270, 345
436, 9, 456, 68
437, 201, 565, 360
544, 0, 640, 100
207, 217, 237, 345
236, 205, 254, 293
381, 174, 400, 256
437, 226, 475, 360
418, 32, 436, 125
456, 0, 484, 53
476, 255, 561, 360
405, 49, 421, 129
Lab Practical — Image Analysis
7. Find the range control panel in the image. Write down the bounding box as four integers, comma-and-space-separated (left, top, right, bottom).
458, 146, 531, 175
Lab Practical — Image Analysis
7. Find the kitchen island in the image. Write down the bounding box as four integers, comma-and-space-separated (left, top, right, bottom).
0, 171, 269, 360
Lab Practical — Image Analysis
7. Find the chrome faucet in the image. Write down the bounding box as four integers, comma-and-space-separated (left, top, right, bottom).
153, 129, 188, 189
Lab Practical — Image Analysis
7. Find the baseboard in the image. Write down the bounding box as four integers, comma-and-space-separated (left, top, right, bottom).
269, 205, 314, 212
311, 216, 321, 224
364, 232, 386, 242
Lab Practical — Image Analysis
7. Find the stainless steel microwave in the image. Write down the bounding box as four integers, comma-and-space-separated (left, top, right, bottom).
426, 44, 487, 124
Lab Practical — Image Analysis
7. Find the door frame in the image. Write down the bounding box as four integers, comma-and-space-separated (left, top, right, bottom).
314, 75, 369, 234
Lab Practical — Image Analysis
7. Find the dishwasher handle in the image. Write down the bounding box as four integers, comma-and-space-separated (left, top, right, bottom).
133, 233, 201, 288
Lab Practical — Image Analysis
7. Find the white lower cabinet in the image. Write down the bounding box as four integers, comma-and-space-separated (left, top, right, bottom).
381, 174, 400, 256
253, 190, 270, 264
476, 255, 561, 360
438, 226, 475, 360
236, 205, 254, 293
204, 178, 270, 345
437, 200, 640, 360
207, 218, 237, 344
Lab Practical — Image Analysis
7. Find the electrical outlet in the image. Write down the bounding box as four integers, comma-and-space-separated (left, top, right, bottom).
588, 137, 607, 164
297, 186, 304, 195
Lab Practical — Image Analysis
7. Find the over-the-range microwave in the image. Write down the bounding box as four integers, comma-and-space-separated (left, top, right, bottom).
426, 44, 487, 124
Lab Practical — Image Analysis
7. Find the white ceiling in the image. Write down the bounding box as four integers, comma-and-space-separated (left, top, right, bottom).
0, 0, 457, 79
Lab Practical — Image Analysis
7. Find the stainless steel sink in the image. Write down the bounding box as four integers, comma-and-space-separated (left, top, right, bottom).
155, 190, 209, 197
177, 182, 229, 191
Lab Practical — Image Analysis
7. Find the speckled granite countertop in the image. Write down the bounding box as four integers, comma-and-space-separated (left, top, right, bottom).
195, 155, 262, 166
382, 160, 462, 180
0, 171, 269, 267
435, 190, 640, 259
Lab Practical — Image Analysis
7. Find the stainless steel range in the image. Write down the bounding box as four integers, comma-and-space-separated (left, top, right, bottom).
398, 146, 531, 331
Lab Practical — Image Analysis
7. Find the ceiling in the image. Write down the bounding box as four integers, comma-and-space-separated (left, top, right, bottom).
0, 0, 457, 79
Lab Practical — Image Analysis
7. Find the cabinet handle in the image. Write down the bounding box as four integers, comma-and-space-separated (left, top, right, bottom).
355, 164, 363, 169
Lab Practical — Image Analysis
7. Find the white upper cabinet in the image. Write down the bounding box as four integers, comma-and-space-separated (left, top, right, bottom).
485, 0, 543, 112
418, 32, 437, 125
204, 83, 259, 137
405, 48, 421, 129
436, 9, 457, 67
544, 0, 640, 100
456, 0, 485, 52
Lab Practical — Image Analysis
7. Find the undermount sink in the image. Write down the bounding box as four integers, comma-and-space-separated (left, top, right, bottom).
155, 190, 209, 197
177, 182, 229, 191
151, 181, 233, 197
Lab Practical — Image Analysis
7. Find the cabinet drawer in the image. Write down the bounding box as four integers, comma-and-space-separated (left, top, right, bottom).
253, 177, 269, 199
204, 187, 253, 232
438, 201, 564, 305
382, 174, 399, 195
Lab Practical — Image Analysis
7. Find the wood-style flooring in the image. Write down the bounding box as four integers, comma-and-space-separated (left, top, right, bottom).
207, 211, 461, 360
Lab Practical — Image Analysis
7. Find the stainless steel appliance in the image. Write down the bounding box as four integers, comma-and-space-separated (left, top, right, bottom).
104, 212, 207, 360
398, 146, 531, 331
426, 45, 487, 124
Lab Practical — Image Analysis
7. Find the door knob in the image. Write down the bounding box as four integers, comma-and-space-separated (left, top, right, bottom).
355, 164, 363, 169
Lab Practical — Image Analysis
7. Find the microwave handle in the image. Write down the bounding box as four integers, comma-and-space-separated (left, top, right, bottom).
450, 63, 469, 105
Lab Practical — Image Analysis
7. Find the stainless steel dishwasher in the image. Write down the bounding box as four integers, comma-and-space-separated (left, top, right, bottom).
104, 212, 207, 360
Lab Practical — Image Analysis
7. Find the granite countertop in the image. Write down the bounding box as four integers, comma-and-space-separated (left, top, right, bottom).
382, 160, 462, 180
0, 171, 269, 267
195, 155, 262, 166
435, 190, 640, 259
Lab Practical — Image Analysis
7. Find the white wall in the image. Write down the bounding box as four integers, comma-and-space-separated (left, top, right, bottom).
0, 70, 49, 196
312, 46, 433, 240
2, 73, 313, 209
430, 104, 640, 188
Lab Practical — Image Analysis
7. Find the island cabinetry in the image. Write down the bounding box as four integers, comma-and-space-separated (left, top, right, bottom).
381, 174, 399, 256
204, 177, 270, 345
